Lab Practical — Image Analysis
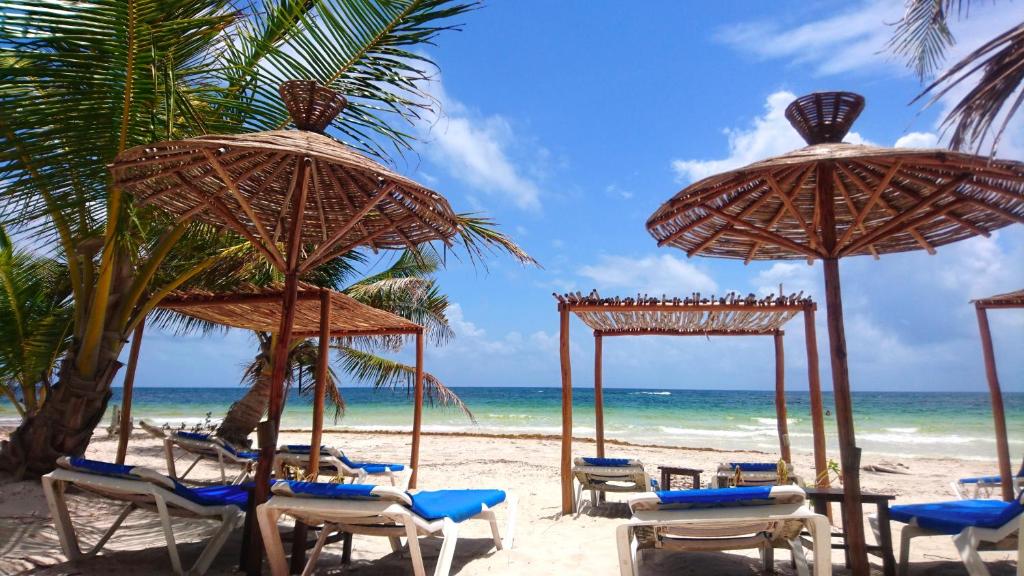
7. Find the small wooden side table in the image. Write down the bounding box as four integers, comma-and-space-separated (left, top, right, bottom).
658, 466, 703, 490
803, 487, 897, 576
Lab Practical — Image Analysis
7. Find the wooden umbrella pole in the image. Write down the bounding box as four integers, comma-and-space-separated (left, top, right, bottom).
115, 321, 146, 465
410, 330, 424, 489
773, 330, 791, 463
803, 304, 828, 487
309, 290, 331, 476
975, 304, 1014, 501
559, 305, 574, 514
594, 333, 605, 458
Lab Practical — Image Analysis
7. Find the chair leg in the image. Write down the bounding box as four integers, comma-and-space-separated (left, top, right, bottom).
257, 504, 289, 576
789, 538, 810, 576
615, 524, 638, 576
154, 494, 184, 575
574, 483, 584, 518
434, 519, 460, 576
217, 451, 226, 485
952, 528, 991, 576
42, 477, 83, 559
806, 514, 833, 576
403, 516, 426, 576
760, 541, 775, 574
480, 508, 502, 550
164, 439, 178, 478
502, 495, 518, 550
192, 509, 242, 576
179, 455, 203, 481
301, 523, 334, 576
898, 525, 922, 576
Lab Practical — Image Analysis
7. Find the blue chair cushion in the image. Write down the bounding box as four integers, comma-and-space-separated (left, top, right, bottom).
656, 486, 774, 508
890, 499, 1024, 535
173, 481, 253, 510
174, 431, 212, 442
66, 457, 141, 480
338, 454, 404, 473
409, 489, 506, 523
959, 474, 1023, 484
728, 462, 778, 472
582, 457, 633, 467
222, 444, 260, 459
282, 481, 379, 500
282, 445, 331, 455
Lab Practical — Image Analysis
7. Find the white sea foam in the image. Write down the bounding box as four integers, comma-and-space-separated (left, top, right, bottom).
884, 427, 919, 434
753, 417, 799, 426
634, 391, 671, 396
659, 426, 774, 439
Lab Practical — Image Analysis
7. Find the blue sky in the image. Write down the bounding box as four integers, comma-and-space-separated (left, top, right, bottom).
123, 0, 1024, 393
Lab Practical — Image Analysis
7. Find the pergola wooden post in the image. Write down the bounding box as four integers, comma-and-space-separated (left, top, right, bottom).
555, 291, 827, 515
410, 328, 425, 489
115, 321, 146, 465
972, 289, 1023, 502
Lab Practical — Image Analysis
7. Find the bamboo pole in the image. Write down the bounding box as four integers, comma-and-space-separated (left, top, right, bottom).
773, 330, 791, 463
559, 306, 573, 514
115, 321, 145, 465
410, 330, 425, 489
820, 160, 869, 576
594, 333, 605, 458
309, 290, 331, 476
975, 305, 1014, 501
804, 304, 829, 487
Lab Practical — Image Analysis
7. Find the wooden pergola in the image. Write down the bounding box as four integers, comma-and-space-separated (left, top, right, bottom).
115, 283, 429, 488
973, 288, 1024, 502
554, 290, 828, 514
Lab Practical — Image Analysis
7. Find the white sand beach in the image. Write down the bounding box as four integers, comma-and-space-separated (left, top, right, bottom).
0, 428, 1017, 575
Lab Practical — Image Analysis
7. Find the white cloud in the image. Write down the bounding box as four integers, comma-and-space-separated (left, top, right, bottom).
671, 91, 865, 183
577, 254, 718, 296
417, 75, 542, 211
752, 262, 819, 298
894, 131, 939, 148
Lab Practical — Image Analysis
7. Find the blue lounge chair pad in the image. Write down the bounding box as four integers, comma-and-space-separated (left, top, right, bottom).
582, 457, 633, 467
282, 481, 379, 500
728, 462, 778, 472
67, 457, 140, 479
174, 482, 253, 510
410, 490, 506, 523
282, 445, 331, 455
959, 474, 1022, 484
338, 454, 404, 473
890, 499, 1024, 534
174, 431, 212, 442
656, 486, 774, 507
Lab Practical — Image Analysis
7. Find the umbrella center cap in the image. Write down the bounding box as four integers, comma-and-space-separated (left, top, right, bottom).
279, 80, 347, 133
785, 91, 865, 145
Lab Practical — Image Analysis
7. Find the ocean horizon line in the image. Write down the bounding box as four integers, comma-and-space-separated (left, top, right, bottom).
109, 384, 1024, 394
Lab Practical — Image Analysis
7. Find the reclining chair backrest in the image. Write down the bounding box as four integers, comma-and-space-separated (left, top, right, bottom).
629, 485, 807, 513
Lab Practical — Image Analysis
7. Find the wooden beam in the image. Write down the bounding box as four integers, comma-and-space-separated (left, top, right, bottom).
746, 167, 816, 262
291, 328, 422, 338
594, 333, 605, 459
704, 206, 823, 259
975, 305, 1014, 501
803, 303, 829, 488
597, 329, 774, 337
566, 303, 808, 313
835, 160, 902, 249
302, 181, 397, 268
160, 291, 323, 308
202, 148, 280, 257
309, 290, 331, 477
410, 330, 425, 489
818, 161, 869, 576
115, 321, 145, 465
559, 306, 574, 515
773, 330, 791, 463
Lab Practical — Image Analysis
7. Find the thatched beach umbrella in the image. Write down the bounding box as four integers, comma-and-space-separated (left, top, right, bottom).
110, 80, 460, 564
646, 91, 1024, 574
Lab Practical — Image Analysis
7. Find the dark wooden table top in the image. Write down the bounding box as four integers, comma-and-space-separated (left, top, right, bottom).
803, 487, 896, 502
658, 465, 703, 473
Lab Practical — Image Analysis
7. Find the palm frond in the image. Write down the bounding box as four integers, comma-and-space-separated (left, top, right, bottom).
913, 21, 1024, 154
336, 346, 473, 421
887, 0, 964, 80
447, 212, 539, 269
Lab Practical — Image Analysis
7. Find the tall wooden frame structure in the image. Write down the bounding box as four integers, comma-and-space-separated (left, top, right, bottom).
114, 283, 429, 488
972, 288, 1024, 502
554, 290, 828, 514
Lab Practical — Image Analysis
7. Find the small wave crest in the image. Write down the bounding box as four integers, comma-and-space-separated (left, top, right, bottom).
633, 391, 671, 396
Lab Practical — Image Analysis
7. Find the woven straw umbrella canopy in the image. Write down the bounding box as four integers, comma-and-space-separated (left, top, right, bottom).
647, 91, 1024, 575
110, 80, 459, 566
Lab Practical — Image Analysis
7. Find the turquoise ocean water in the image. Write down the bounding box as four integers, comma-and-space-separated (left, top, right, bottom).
1, 387, 1020, 460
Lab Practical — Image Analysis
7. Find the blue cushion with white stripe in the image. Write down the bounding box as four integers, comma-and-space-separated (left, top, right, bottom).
582, 457, 633, 467
728, 462, 778, 472
66, 457, 140, 479
890, 498, 1024, 535
174, 431, 212, 442
338, 454, 404, 473
410, 490, 506, 523
282, 445, 331, 455
656, 486, 774, 508
220, 442, 259, 460
280, 481, 378, 500
959, 474, 1023, 484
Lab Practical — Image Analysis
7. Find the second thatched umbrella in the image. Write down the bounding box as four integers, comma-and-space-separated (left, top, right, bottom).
647, 91, 1024, 575
110, 79, 460, 564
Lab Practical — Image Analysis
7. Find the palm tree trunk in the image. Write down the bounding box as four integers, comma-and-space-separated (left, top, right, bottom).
0, 344, 123, 477
216, 372, 271, 447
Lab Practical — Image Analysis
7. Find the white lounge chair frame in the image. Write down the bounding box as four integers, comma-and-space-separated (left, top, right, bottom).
617, 485, 832, 576
42, 459, 245, 576
274, 446, 411, 489
573, 457, 653, 515
162, 431, 254, 485
870, 494, 1024, 576
951, 461, 1024, 500
711, 462, 802, 488
257, 485, 517, 576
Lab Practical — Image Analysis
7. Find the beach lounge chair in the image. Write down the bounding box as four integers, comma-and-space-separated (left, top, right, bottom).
572, 457, 656, 516
871, 490, 1023, 576
42, 456, 249, 576
161, 429, 258, 485
711, 461, 800, 488
274, 444, 410, 488
257, 481, 517, 576
617, 485, 832, 576
951, 458, 1024, 499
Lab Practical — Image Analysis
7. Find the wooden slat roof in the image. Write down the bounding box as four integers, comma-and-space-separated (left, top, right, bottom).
554, 290, 813, 336
973, 289, 1024, 309
159, 283, 421, 337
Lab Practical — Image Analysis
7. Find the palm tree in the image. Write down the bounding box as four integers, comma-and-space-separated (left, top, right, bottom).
0, 0, 532, 476
214, 250, 473, 447
0, 227, 73, 417
888, 1, 1024, 154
